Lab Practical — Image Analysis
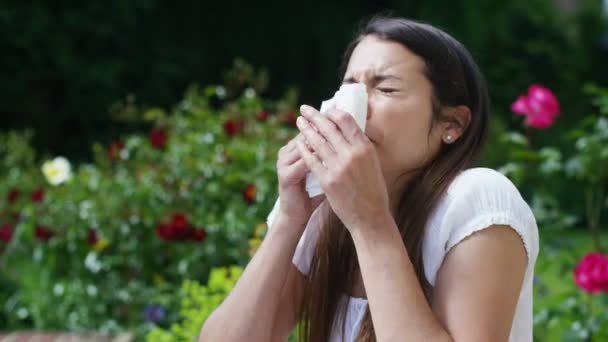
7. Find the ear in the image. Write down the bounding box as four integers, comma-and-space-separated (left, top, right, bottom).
440, 105, 471, 144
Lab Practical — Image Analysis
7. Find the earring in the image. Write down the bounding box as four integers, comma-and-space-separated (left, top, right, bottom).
445, 135, 452, 143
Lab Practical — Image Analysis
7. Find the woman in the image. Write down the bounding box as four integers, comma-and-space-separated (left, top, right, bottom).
200, 16, 538, 342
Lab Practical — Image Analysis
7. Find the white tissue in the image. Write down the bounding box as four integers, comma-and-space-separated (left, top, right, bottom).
266, 83, 368, 230
305, 83, 368, 197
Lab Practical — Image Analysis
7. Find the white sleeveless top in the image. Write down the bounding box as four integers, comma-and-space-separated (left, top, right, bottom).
266, 167, 539, 342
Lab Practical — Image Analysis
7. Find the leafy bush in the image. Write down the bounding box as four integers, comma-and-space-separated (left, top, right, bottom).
146, 265, 243, 342
0, 61, 299, 337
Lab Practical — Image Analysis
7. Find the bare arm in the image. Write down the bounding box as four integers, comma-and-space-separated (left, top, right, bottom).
199, 214, 306, 342
351, 216, 527, 341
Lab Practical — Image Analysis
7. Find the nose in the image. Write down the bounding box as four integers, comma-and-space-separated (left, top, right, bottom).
365, 90, 373, 122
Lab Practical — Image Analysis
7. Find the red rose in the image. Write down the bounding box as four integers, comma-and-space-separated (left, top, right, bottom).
87, 228, 99, 246
256, 111, 269, 121
223, 119, 243, 136
190, 228, 208, 242
35, 225, 54, 241
170, 213, 190, 239
149, 128, 168, 149
243, 184, 257, 204
0, 224, 13, 241
31, 188, 45, 203
7, 187, 20, 204
108, 141, 125, 161
156, 223, 174, 241
574, 252, 608, 293
157, 213, 194, 241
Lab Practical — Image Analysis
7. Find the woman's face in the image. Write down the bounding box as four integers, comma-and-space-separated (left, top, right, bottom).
343, 35, 445, 188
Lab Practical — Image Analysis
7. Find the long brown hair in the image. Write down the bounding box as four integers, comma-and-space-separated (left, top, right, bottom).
298, 16, 490, 341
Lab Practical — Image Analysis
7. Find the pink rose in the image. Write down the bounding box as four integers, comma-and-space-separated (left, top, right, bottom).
511, 84, 560, 129
574, 252, 608, 293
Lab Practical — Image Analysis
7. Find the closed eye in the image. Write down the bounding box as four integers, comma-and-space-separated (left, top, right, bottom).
378, 88, 397, 94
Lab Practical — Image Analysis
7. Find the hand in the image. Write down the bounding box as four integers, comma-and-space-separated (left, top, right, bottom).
295, 105, 390, 232
276, 133, 326, 228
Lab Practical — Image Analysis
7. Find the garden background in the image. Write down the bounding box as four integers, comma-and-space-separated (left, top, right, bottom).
1, 0, 608, 341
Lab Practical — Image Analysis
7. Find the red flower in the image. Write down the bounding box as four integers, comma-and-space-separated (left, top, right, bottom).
7, 187, 20, 204
243, 184, 257, 204
156, 223, 174, 241
0, 224, 13, 241
35, 225, 54, 241
223, 119, 243, 136
157, 213, 195, 241
574, 252, 608, 293
256, 111, 270, 121
170, 213, 190, 239
190, 228, 208, 242
31, 188, 45, 203
283, 112, 298, 128
511, 84, 560, 129
87, 228, 99, 246
107, 141, 125, 161
149, 128, 168, 149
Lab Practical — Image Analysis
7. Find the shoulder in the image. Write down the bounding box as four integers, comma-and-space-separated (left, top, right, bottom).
439, 167, 534, 226
423, 167, 539, 285
447, 167, 519, 197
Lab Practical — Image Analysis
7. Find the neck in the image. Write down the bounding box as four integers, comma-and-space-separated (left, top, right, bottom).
384, 170, 417, 218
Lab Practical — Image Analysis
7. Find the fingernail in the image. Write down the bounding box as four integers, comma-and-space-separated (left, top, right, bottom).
296, 116, 307, 126
300, 105, 311, 115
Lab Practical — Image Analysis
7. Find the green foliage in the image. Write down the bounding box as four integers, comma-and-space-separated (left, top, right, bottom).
563, 85, 608, 251
488, 84, 608, 340
0, 61, 299, 337
491, 86, 608, 238
146, 266, 243, 341
534, 232, 608, 341
1, 1, 606, 159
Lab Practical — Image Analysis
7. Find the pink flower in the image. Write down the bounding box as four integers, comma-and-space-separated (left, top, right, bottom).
511, 84, 560, 129
574, 252, 608, 293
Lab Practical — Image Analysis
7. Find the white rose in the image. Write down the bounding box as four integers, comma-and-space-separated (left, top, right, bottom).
41, 156, 73, 185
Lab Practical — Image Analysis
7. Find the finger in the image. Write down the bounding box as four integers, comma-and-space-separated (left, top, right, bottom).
286, 134, 300, 152
296, 115, 336, 165
280, 146, 301, 166
296, 139, 326, 179
285, 158, 309, 182
324, 108, 364, 145
300, 104, 350, 154
279, 135, 305, 164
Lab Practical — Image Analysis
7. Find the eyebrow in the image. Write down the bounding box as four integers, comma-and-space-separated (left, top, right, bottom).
342, 74, 402, 84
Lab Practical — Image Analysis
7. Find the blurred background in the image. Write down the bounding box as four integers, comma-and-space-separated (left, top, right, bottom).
1, 0, 608, 341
